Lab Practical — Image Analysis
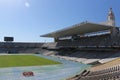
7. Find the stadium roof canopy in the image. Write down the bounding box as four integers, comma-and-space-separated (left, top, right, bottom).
41, 22, 112, 38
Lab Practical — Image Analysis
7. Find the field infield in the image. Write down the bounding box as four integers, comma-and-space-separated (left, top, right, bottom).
0, 54, 61, 68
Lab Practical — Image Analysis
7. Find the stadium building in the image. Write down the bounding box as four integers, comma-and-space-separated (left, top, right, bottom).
39, 8, 120, 64
41, 8, 120, 51
0, 8, 120, 80
40, 8, 120, 80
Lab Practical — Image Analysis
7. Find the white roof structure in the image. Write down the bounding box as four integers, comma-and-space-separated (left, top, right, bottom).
41, 22, 113, 38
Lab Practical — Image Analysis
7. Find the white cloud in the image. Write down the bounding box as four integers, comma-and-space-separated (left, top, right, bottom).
25, 2, 30, 8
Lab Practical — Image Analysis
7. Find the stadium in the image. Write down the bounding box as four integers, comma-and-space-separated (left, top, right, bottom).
0, 8, 120, 80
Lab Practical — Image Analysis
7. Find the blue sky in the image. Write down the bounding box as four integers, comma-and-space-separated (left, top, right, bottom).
0, 0, 120, 42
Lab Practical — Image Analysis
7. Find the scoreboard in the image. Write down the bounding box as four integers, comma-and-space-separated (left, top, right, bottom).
4, 37, 14, 42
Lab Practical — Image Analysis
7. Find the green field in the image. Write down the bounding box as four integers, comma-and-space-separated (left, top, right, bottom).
0, 55, 61, 68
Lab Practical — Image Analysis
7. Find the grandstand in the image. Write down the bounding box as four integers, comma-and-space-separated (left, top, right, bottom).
67, 58, 120, 80
0, 42, 44, 53
41, 8, 120, 50
40, 8, 120, 80
41, 8, 120, 64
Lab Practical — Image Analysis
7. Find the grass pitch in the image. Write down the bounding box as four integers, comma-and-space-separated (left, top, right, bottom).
0, 55, 61, 68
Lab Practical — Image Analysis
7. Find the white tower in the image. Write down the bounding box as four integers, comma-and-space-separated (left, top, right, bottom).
108, 8, 119, 37
108, 8, 115, 26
